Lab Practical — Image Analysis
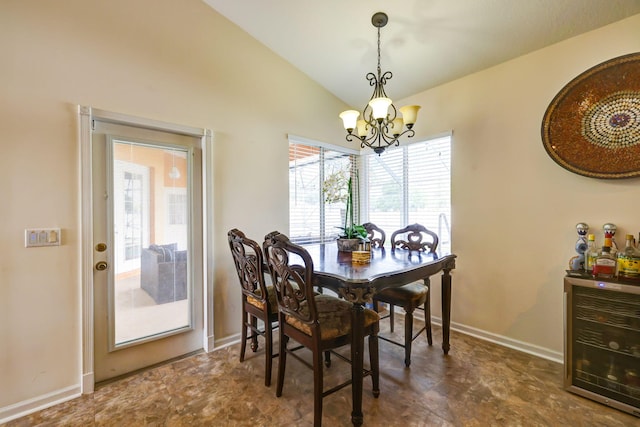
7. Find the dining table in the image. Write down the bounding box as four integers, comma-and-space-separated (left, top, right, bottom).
301, 243, 457, 426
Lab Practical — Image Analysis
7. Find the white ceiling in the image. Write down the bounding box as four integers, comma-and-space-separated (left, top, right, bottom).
204, 0, 640, 108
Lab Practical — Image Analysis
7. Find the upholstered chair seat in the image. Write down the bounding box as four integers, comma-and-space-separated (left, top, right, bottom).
247, 285, 279, 315
286, 294, 380, 340
376, 282, 428, 308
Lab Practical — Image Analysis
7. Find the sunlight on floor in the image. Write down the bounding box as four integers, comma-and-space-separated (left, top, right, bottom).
114, 274, 189, 343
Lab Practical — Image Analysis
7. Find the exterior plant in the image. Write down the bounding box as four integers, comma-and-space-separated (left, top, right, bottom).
322, 169, 366, 240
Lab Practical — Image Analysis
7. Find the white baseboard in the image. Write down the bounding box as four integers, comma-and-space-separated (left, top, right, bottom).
203, 334, 216, 353
82, 372, 94, 394
448, 320, 563, 363
409, 310, 563, 364
0, 385, 80, 425
212, 332, 240, 351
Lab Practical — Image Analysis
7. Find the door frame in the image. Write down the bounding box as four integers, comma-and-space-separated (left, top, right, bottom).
79, 105, 215, 394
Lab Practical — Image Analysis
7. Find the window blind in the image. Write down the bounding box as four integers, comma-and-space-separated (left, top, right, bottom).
365, 135, 452, 255
289, 141, 357, 244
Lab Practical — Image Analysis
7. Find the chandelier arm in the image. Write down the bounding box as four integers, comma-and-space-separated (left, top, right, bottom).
361, 121, 381, 143
345, 133, 362, 144
366, 71, 393, 99
359, 127, 416, 154
387, 103, 398, 122
378, 71, 392, 88
395, 128, 415, 143
361, 104, 374, 126
366, 72, 378, 87
362, 124, 391, 147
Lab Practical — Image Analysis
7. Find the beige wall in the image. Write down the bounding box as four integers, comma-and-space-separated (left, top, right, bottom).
1, 0, 639, 417
402, 13, 640, 355
0, 0, 347, 413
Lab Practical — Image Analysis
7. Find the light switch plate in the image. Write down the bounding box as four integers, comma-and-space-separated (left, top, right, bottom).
25, 228, 61, 247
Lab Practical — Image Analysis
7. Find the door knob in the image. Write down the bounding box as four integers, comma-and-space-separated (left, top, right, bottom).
95, 261, 108, 271
95, 243, 107, 252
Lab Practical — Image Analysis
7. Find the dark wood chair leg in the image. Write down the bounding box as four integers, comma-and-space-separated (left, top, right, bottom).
404, 310, 414, 367
276, 332, 287, 397
324, 350, 331, 367
265, 321, 273, 387
250, 315, 259, 352
369, 334, 380, 397
240, 311, 248, 362
313, 345, 324, 427
389, 304, 395, 332
424, 301, 432, 346
425, 280, 433, 345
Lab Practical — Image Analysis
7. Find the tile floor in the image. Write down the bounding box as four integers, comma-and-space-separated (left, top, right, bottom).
3, 320, 639, 426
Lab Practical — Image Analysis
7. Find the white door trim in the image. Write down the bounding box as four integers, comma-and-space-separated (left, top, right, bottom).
79, 105, 214, 394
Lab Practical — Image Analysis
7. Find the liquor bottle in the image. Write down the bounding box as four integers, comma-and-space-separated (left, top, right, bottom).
617, 234, 640, 280
593, 235, 616, 279
603, 223, 618, 254
605, 356, 620, 389
570, 223, 589, 271
625, 368, 639, 388
574, 347, 592, 380
584, 234, 598, 274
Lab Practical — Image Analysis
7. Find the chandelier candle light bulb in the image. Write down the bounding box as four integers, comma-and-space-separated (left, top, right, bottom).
339, 110, 360, 132
356, 119, 368, 137
339, 12, 421, 155
399, 105, 420, 128
369, 97, 392, 121
390, 118, 404, 135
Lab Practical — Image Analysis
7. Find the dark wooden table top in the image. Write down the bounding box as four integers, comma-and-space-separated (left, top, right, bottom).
300, 243, 456, 292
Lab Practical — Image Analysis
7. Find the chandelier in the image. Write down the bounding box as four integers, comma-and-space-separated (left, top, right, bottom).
339, 12, 420, 155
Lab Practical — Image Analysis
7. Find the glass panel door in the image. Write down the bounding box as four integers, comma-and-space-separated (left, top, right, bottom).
90, 113, 204, 384
110, 140, 191, 348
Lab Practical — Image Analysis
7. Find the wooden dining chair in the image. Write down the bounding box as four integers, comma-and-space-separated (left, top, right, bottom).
263, 231, 380, 427
372, 223, 438, 367
362, 222, 386, 248
228, 228, 279, 386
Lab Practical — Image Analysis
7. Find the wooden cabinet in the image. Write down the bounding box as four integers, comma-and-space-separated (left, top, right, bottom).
564, 275, 640, 418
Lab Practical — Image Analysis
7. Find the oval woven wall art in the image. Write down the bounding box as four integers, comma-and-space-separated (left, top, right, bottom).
541, 52, 640, 179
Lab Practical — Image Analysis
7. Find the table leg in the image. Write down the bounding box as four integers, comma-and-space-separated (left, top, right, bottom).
441, 269, 452, 355
350, 303, 364, 426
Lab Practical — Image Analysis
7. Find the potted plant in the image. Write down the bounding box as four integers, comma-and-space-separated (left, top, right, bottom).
323, 169, 367, 251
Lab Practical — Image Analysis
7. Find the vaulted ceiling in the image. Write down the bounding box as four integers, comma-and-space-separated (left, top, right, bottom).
204, 0, 640, 108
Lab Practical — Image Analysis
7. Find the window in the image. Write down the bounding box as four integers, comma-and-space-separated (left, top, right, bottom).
363, 135, 451, 255
289, 136, 358, 244
122, 171, 144, 260
167, 192, 187, 225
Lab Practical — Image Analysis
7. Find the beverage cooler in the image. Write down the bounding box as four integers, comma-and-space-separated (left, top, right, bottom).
564, 275, 640, 418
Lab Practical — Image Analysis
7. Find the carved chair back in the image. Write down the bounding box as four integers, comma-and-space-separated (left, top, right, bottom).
228, 228, 279, 386
263, 231, 319, 333
228, 228, 270, 304
390, 223, 439, 254
362, 222, 386, 248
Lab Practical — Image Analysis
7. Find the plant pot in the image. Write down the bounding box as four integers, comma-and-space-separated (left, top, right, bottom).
336, 238, 362, 252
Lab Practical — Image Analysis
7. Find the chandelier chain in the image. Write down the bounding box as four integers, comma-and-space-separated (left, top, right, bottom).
377, 26, 382, 77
